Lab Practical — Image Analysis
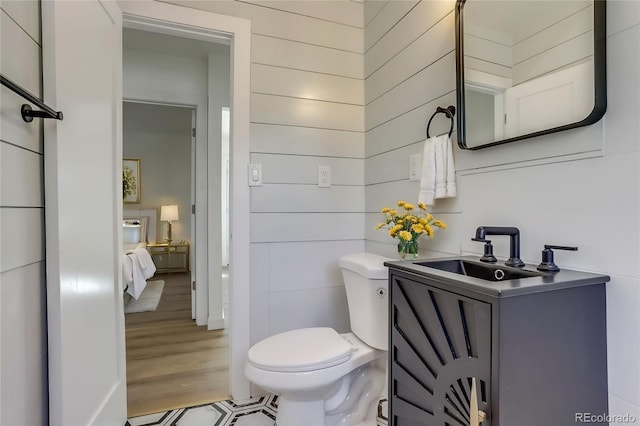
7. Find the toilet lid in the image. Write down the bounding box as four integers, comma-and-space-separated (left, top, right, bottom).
247, 327, 352, 373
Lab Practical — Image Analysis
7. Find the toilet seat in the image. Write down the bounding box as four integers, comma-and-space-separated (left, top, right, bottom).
247, 327, 352, 373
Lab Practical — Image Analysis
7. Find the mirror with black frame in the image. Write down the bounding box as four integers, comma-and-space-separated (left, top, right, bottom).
455, 0, 607, 150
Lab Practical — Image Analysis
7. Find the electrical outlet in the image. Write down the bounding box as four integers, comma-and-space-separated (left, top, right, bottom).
318, 166, 331, 187
409, 154, 422, 181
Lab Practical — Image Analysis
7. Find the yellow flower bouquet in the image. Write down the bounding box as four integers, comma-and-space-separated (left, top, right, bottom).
375, 200, 446, 259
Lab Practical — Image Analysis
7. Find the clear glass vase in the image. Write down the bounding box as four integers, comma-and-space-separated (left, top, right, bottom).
398, 239, 419, 260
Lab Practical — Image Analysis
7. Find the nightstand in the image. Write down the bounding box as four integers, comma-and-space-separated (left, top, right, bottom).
147, 242, 190, 273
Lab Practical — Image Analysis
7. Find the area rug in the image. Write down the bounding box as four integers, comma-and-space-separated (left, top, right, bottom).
124, 280, 165, 314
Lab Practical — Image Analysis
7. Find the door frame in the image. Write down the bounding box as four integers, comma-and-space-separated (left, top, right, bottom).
119, 1, 252, 398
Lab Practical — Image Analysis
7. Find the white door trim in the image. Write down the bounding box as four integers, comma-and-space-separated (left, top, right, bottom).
119, 0, 252, 398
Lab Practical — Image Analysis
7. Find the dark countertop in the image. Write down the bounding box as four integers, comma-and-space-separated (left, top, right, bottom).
384, 255, 611, 298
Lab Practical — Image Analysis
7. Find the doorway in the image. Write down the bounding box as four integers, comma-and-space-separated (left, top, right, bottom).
120, 0, 253, 400
121, 24, 233, 416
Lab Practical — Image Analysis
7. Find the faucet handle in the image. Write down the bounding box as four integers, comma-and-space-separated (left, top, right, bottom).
471, 237, 497, 263
537, 245, 578, 271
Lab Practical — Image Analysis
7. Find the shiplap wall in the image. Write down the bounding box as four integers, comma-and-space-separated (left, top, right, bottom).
166, 0, 366, 344
364, 0, 640, 420
512, 3, 594, 84
364, 0, 458, 259
0, 1, 48, 424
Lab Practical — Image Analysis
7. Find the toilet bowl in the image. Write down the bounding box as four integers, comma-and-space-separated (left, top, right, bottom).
244, 253, 392, 426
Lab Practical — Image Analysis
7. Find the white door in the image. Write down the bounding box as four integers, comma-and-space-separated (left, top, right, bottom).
42, 1, 126, 425
503, 61, 594, 138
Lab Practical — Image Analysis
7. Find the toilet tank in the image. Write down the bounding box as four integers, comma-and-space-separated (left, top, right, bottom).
339, 253, 393, 350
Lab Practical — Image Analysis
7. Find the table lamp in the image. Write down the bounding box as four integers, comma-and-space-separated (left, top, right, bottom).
160, 204, 179, 243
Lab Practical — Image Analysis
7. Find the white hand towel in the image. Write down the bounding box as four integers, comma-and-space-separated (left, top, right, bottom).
445, 134, 457, 197
418, 134, 457, 207
434, 135, 447, 199
418, 136, 437, 206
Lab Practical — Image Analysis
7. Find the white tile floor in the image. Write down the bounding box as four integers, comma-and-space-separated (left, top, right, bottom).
127, 395, 388, 426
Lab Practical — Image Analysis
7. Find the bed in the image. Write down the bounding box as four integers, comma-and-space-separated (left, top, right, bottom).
123, 209, 158, 299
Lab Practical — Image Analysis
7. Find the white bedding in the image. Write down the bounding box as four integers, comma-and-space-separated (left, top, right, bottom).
123, 243, 157, 300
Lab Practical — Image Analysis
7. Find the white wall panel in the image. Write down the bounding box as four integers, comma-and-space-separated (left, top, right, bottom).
0, 208, 44, 272
169, 0, 362, 52
252, 93, 363, 132
606, 275, 640, 406
365, 1, 451, 77
0, 91, 43, 154
364, 0, 387, 27
453, 122, 603, 172
366, 53, 455, 130
465, 34, 511, 68
251, 213, 365, 242
364, 0, 417, 52
251, 124, 363, 158
0, 10, 40, 94
365, 92, 456, 158
250, 243, 270, 294
366, 143, 421, 184
601, 25, 640, 156
252, 35, 362, 79
513, 32, 593, 84
366, 12, 453, 104
252, 63, 363, 105
268, 240, 364, 292
459, 154, 639, 277
463, 56, 512, 79
365, 180, 461, 214
0, 262, 47, 426
0, 144, 43, 207
123, 49, 207, 98
252, 185, 364, 213
243, 0, 363, 28
268, 286, 350, 335
0, 2, 46, 423
252, 153, 363, 185
0, 1, 40, 43
607, 0, 640, 37
250, 291, 270, 345
513, 5, 593, 65
609, 395, 640, 425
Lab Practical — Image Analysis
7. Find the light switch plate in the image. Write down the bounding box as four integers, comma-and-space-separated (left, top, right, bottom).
318, 166, 331, 187
248, 163, 262, 186
409, 154, 422, 182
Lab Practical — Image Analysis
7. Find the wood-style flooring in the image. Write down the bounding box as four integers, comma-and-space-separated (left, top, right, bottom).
125, 272, 230, 418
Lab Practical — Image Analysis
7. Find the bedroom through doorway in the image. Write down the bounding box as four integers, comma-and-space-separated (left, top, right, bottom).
121, 22, 232, 416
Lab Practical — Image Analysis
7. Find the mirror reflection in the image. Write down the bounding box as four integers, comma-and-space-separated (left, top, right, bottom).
456, 0, 606, 149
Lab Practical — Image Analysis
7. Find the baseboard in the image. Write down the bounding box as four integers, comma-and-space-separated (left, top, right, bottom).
208, 317, 225, 330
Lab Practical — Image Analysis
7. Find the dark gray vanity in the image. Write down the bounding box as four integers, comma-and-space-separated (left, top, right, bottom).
385, 256, 610, 426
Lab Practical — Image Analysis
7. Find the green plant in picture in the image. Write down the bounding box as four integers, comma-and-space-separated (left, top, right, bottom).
375, 200, 447, 259
123, 166, 136, 199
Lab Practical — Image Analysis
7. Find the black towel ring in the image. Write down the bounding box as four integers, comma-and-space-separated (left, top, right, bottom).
426, 105, 456, 138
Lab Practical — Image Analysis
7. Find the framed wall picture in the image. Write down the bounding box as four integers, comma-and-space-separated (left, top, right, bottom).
123, 159, 141, 204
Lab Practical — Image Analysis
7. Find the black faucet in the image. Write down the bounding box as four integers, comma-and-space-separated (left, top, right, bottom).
472, 226, 525, 267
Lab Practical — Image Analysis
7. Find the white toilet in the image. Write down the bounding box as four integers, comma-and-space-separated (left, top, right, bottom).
244, 252, 392, 426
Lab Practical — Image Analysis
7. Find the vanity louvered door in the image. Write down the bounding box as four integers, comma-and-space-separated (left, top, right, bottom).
390, 274, 492, 426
